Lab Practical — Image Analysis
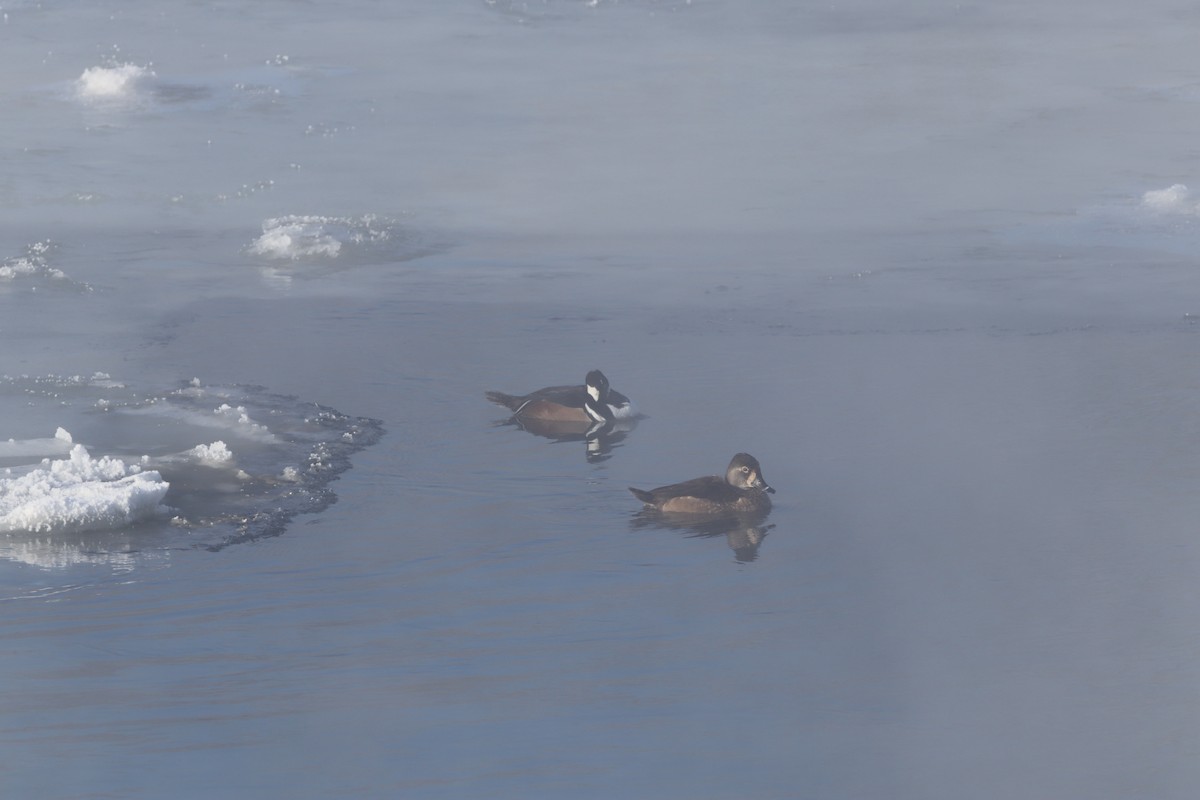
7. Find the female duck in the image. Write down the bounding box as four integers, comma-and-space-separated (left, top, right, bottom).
629, 453, 774, 516
486, 369, 635, 424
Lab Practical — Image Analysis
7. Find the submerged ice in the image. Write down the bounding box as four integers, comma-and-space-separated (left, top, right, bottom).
0, 242, 88, 292
0, 428, 74, 460
0, 376, 383, 566
248, 214, 394, 260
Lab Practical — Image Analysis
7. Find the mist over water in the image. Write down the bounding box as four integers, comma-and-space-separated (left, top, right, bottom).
4, 1, 1200, 797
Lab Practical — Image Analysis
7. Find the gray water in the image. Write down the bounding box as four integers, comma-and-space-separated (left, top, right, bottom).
5, 1, 1200, 797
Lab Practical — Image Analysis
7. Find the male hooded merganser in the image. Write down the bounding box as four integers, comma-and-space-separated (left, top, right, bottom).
486, 369, 635, 424
629, 453, 774, 515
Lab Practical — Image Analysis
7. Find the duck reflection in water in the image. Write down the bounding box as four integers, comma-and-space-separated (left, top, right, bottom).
506, 415, 640, 463
486, 369, 641, 462
630, 513, 775, 563
629, 453, 776, 562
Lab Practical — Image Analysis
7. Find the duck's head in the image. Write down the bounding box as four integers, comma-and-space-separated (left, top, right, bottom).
726, 453, 774, 493
584, 369, 613, 422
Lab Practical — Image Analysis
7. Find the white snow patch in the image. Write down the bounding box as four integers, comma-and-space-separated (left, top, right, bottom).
188, 440, 234, 465
76, 63, 154, 100
1141, 183, 1200, 215
0, 444, 170, 534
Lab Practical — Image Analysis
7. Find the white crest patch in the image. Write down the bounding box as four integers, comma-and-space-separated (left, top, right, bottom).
586, 384, 601, 402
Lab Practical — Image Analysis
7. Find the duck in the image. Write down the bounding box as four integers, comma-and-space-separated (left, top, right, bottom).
486, 369, 635, 424
629, 453, 774, 516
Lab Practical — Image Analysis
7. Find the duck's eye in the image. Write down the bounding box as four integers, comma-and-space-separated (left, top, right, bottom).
740, 466, 750, 473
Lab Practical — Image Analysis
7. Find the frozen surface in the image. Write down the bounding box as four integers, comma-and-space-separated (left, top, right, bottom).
4, 1, 1200, 798
0, 376, 383, 562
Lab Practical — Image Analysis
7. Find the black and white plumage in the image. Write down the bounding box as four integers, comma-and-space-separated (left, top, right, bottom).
486, 369, 636, 424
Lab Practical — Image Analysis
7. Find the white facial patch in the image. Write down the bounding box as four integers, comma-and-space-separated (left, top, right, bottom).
586, 384, 601, 402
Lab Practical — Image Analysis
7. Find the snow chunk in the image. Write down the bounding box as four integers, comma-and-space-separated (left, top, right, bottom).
76, 63, 153, 100
1141, 183, 1198, 214
188, 441, 233, 465
0, 444, 170, 534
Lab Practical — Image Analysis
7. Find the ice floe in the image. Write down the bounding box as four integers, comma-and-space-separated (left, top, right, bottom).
0, 376, 383, 565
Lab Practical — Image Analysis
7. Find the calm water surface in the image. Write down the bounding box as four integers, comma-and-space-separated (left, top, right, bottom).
5, 0, 1200, 797
8, 257, 1200, 798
